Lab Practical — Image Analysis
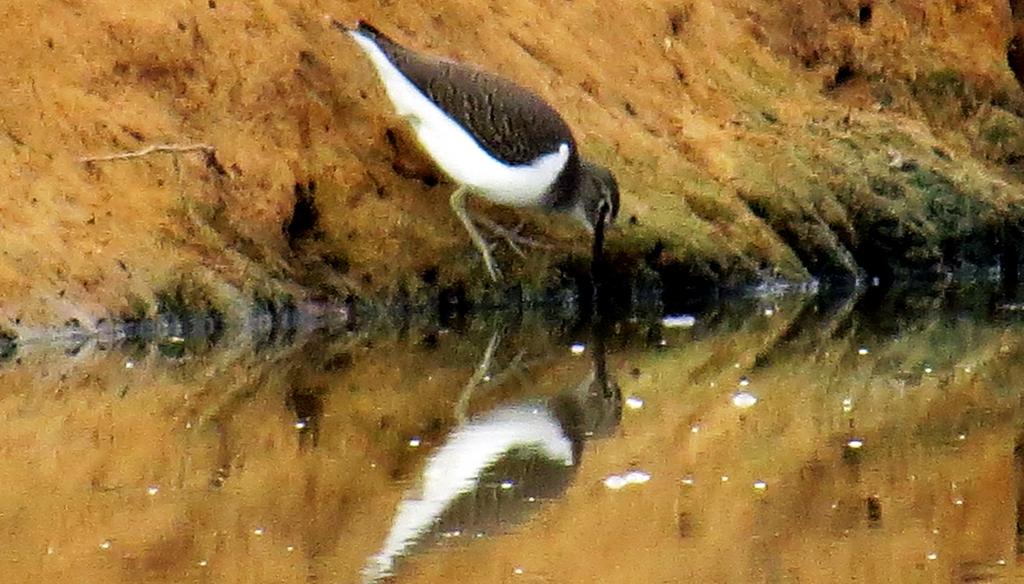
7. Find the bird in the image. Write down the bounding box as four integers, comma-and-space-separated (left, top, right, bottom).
338, 20, 619, 281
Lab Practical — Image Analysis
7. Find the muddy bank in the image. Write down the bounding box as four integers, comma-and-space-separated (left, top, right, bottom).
2, 1, 1024, 333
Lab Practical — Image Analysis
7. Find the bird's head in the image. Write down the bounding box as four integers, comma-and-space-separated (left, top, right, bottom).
571, 161, 620, 233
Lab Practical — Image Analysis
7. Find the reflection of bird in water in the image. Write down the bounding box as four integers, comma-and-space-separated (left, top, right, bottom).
362, 328, 620, 582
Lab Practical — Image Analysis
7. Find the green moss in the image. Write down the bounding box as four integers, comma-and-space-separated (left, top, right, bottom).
907, 168, 997, 267
919, 69, 966, 94
911, 69, 978, 120
867, 176, 905, 201
976, 110, 1024, 169
835, 177, 932, 277
123, 293, 151, 322
981, 119, 1015, 147
684, 190, 739, 225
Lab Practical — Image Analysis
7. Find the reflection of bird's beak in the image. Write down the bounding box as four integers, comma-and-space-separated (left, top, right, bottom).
592, 210, 607, 265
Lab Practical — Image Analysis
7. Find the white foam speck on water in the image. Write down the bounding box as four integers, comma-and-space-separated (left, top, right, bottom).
661, 315, 696, 328
625, 396, 644, 410
603, 470, 651, 490
731, 392, 758, 409
624, 471, 651, 484
603, 475, 627, 490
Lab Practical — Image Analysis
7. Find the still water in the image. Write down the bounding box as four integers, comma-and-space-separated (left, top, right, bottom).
4, 284, 1024, 583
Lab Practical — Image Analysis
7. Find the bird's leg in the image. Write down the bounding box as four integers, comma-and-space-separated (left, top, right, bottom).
454, 327, 502, 423
450, 185, 500, 281
471, 215, 555, 258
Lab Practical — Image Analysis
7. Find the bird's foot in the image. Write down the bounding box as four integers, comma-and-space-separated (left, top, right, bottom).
471, 215, 554, 259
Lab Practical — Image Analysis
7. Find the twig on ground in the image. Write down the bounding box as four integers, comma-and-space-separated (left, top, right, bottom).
80, 143, 228, 176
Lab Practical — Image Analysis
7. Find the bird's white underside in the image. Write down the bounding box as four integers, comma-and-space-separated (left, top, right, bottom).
350, 31, 570, 207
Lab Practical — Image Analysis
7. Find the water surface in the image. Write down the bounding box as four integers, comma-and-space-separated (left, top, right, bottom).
4, 284, 1024, 583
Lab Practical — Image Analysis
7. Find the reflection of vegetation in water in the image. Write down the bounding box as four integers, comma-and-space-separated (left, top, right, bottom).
154, 279, 226, 350
616, 285, 1024, 582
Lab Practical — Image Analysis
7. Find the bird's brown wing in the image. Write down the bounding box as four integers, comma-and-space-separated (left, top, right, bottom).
353, 22, 577, 166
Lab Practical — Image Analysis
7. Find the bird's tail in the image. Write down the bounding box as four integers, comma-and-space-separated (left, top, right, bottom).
331, 18, 398, 48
